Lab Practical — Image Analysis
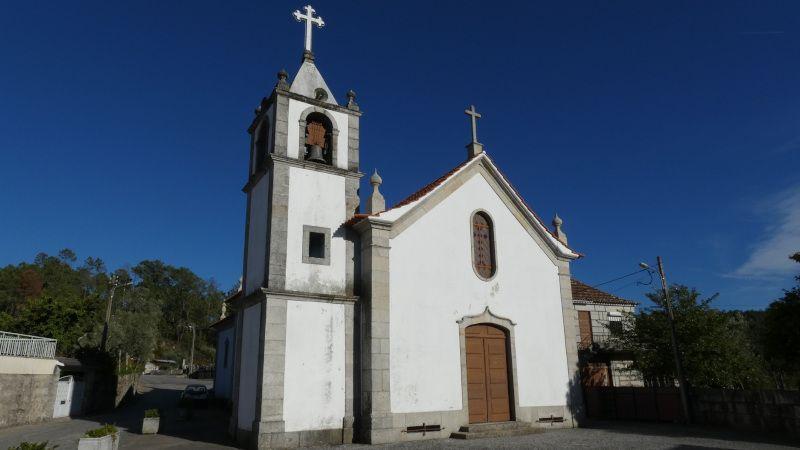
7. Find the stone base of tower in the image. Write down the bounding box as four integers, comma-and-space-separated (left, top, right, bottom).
251, 418, 353, 449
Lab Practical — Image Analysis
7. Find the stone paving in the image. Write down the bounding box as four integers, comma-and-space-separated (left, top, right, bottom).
328, 421, 800, 449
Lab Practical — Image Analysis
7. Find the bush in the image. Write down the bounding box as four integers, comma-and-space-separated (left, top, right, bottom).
7, 442, 55, 450
84, 424, 118, 438
144, 409, 159, 418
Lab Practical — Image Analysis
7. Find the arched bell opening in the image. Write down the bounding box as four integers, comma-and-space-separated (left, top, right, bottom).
303, 112, 334, 165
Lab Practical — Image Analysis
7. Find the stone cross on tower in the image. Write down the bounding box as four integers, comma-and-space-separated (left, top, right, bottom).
465, 105, 484, 159
293, 5, 325, 54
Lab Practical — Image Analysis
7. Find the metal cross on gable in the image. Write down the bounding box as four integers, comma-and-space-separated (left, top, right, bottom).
465, 105, 482, 144
293, 5, 325, 53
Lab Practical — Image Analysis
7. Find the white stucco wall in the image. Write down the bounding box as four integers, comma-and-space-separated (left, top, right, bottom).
283, 300, 345, 432
245, 173, 271, 295
0, 356, 59, 375
237, 303, 261, 430
285, 166, 347, 295
389, 172, 570, 413
286, 98, 349, 170
213, 324, 235, 400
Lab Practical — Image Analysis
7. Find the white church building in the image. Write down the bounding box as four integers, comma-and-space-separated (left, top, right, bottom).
224, 5, 584, 448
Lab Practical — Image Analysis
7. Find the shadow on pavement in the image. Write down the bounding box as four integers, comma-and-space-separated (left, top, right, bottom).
83, 375, 239, 449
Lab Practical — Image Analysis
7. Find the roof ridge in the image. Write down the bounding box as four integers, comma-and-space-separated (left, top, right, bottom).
571, 278, 637, 305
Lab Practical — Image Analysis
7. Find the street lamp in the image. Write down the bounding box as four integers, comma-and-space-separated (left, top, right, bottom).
640, 257, 692, 424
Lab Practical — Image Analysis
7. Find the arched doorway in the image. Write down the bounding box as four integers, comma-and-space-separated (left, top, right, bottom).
465, 324, 512, 423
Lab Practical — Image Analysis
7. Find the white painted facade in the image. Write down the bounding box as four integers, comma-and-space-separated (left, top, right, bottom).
283, 300, 346, 431
237, 303, 261, 431
285, 166, 347, 295
389, 172, 570, 413
213, 321, 236, 400
245, 172, 271, 296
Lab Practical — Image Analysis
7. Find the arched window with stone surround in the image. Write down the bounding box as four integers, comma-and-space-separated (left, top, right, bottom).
472, 211, 496, 279
303, 112, 333, 165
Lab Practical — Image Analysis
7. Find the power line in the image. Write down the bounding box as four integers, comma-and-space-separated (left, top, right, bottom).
592, 268, 649, 288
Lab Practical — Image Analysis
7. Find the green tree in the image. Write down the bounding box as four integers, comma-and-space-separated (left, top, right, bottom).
761, 252, 800, 389
0, 250, 226, 366
610, 285, 769, 389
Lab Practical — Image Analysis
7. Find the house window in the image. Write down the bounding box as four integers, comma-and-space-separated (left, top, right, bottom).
608, 312, 623, 335
308, 232, 325, 258
578, 310, 593, 349
302, 225, 331, 265
471, 211, 496, 279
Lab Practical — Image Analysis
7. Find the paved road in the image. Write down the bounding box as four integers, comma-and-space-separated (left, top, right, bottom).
0, 374, 237, 450
330, 421, 800, 449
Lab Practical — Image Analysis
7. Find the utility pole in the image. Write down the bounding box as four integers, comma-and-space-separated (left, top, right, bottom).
187, 324, 196, 375
656, 256, 692, 424
100, 276, 131, 351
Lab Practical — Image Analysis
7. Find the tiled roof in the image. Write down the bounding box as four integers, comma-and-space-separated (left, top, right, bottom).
389, 157, 474, 211
571, 279, 637, 306
342, 152, 580, 258
343, 157, 475, 228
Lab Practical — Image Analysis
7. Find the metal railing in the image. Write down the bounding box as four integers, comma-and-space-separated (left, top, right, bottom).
0, 331, 57, 359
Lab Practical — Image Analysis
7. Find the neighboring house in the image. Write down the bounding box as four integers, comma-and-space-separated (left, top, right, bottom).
211, 290, 239, 402
0, 331, 61, 427
223, 6, 586, 447
571, 280, 643, 387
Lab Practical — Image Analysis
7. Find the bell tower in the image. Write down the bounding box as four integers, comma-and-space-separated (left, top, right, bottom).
241, 7, 362, 298
231, 5, 362, 447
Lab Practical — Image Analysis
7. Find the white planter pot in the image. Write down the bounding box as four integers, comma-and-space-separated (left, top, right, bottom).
77, 432, 120, 450
142, 417, 160, 434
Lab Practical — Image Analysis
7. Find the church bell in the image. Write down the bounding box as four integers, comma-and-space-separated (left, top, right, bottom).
307, 144, 326, 163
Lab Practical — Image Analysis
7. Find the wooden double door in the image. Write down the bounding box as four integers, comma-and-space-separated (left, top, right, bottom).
466, 324, 512, 423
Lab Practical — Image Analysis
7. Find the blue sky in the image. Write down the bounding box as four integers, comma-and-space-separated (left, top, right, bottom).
1, 1, 798, 309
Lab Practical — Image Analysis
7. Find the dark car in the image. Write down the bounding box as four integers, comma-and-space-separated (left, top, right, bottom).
180, 384, 209, 408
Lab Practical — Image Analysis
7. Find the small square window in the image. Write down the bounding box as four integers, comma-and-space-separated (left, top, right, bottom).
302, 225, 330, 265
308, 232, 325, 259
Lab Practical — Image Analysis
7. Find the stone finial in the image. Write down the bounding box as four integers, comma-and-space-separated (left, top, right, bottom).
303, 49, 315, 62
276, 69, 290, 90
346, 89, 359, 111
367, 169, 385, 214
552, 213, 568, 245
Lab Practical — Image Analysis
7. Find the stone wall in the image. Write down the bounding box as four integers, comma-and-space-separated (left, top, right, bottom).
609, 360, 643, 387
693, 389, 800, 437
115, 373, 139, 407
0, 373, 57, 428
586, 386, 800, 437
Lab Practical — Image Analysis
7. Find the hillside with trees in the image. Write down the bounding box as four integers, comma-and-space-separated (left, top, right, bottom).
0, 249, 228, 370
